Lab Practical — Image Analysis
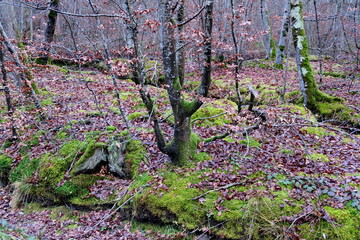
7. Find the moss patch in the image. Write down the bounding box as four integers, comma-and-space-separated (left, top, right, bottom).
301, 126, 335, 137
191, 99, 237, 127
306, 153, 330, 162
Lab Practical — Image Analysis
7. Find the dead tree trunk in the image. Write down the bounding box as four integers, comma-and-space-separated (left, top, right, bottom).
0, 22, 43, 115
0, 41, 18, 140
274, 0, 290, 69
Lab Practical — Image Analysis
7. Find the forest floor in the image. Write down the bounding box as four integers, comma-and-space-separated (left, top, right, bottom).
0, 57, 359, 239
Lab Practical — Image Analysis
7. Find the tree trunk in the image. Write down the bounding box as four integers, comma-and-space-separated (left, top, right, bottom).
274, 0, 290, 69
290, 0, 335, 112
176, 0, 185, 86
39, 0, 59, 64
159, 0, 202, 165
198, 0, 214, 97
0, 41, 18, 140
230, 0, 242, 112
260, 0, 272, 59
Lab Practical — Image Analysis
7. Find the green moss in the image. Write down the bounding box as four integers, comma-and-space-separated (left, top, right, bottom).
239, 137, 261, 148
105, 126, 117, 132
306, 153, 330, 162
323, 71, 347, 78
317, 102, 360, 127
284, 89, 302, 101
0, 154, 12, 184
280, 104, 317, 121
38, 140, 86, 189
191, 99, 236, 127
55, 131, 69, 140
301, 127, 335, 137
299, 206, 359, 239
135, 174, 305, 240
54, 174, 103, 199
128, 111, 147, 121
280, 149, 295, 155
10, 156, 41, 183
124, 140, 146, 178
192, 152, 212, 162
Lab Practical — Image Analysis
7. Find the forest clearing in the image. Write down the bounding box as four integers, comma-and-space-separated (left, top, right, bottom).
0, 0, 359, 239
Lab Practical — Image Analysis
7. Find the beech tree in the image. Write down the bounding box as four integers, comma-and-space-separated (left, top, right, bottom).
120, 0, 216, 165
274, 0, 290, 69
290, 0, 339, 112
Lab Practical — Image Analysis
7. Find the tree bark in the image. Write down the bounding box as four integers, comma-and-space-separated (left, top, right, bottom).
290, 0, 335, 112
274, 0, 290, 69
159, 0, 202, 165
198, 0, 214, 97
260, 0, 272, 59
39, 0, 59, 64
230, 0, 242, 112
176, 0, 185, 86
0, 41, 18, 140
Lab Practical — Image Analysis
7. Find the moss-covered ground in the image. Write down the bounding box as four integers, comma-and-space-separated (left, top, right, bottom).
0, 58, 358, 239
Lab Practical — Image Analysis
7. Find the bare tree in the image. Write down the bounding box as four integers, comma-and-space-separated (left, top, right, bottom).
274, 0, 290, 69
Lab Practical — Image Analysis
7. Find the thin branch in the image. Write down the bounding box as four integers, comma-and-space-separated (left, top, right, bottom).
177, 3, 206, 27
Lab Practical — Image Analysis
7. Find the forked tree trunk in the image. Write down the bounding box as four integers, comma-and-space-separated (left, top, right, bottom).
274, 0, 290, 69
290, 0, 335, 112
160, 0, 202, 165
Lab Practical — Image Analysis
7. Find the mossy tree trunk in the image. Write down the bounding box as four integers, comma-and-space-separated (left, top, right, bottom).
274, 0, 290, 69
39, 0, 59, 64
159, 0, 203, 165
290, 0, 336, 112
